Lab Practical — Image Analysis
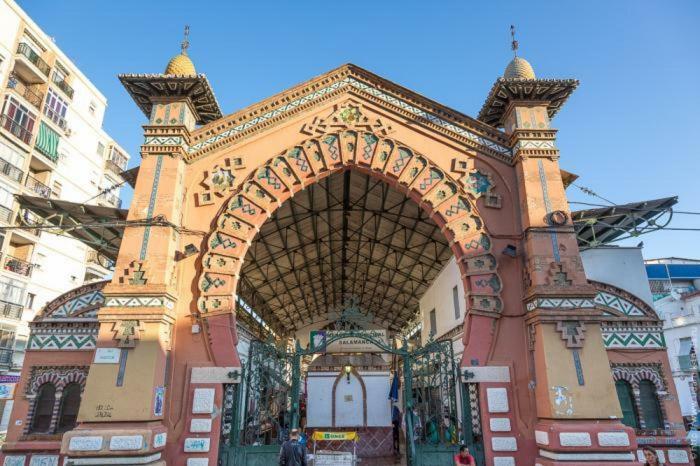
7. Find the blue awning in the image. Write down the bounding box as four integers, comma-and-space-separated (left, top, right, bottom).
646, 264, 700, 280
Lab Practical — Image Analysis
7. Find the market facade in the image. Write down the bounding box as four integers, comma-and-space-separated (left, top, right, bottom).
0, 40, 693, 466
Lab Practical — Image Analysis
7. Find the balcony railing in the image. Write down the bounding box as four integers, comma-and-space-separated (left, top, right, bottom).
25, 174, 52, 198
99, 192, 122, 208
16, 43, 50, 77
0, 205, 12, 224
86, 250, 115, 270
105, 159, 126, 175
0, 114, 33, 145
17, 210, 42, 237
0, 348, 13, 366
0, 156, 24, 184
6, 74, 44, 110
3, 255, 34, 277
0, 300, 23, 320
43, 106, 67, 131
51, 73, 74, 100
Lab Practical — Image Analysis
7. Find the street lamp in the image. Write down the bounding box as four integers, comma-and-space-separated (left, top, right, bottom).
344, 365, 352, 383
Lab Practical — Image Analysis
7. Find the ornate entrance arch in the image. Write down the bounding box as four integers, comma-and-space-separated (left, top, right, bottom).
194, 130, 503, 368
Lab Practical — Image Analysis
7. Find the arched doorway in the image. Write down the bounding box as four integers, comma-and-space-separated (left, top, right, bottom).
196, 134, 502, 465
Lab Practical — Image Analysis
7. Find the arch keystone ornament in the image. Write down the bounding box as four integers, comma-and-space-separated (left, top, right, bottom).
1, 61, 691, 466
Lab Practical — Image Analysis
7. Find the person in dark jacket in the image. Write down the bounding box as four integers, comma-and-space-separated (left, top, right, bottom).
279, 428, 307, 466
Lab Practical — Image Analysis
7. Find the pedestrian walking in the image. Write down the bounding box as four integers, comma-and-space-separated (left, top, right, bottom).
278, 428, 307, 466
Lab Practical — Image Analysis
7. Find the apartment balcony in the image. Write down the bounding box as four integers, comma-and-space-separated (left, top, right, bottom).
0, 205, 12, 224
0, 348, 13, 368
105, 159, 126, 176
85, 250, 114, 283
0, 155, 25, 184
98, 192, 122, 208
0, 114, 33, 146
0, 300, 23, 320
43, 106, 67, 132
51, 72, 74, 100
6, 73, 44, 110
16, 209, 42, 238
14, 43, 50, 84
2, 254, 34, 278
24, 174, 52, 198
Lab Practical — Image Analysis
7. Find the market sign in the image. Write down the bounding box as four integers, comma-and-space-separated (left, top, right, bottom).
311, 431, 359, 441
310, 330, 388, 353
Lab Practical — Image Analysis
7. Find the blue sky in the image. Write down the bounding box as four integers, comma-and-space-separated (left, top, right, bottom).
18, 0, 700, 259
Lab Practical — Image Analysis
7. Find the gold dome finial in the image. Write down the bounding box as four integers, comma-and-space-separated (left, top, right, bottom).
503, 25, 535, 79
164, 25, 196, 75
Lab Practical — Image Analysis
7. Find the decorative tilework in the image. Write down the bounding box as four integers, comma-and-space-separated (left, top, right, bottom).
537, 159, 560, 262
188, 78, 511, 157
595, 291, 645, 316
28, 334, 96, 350
104, 296, 176, 309
602, 326, 665, 348
526, 297, 596, 312
144, 136, 184, 146
140, 154, 164, 261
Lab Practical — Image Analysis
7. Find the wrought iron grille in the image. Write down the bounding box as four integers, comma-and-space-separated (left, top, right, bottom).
241, 340, 294, 446
406, 340, 459, 447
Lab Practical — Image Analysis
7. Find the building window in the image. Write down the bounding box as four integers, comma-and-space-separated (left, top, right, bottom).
88, 101, 96, 116
639, 380, 664, 429
2, 96, 36, 144
25, 292, 35, 309
30, 383, 55, 433
429, 309, 436, 336
615, 380, 639, 429
56, 382, 81, 432
44, 89, 68, 129
678, 338, 694, 371
52, 180, 62, 198
107, 146, 128, 171
452, 285, 460, 320
96, 142, 105, 158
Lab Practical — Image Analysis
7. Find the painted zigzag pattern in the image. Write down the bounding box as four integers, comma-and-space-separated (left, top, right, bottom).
28, 334, 96, 350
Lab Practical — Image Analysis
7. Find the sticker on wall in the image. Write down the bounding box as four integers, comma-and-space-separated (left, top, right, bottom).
0, 383, 15, 400
154, 386, 165, 416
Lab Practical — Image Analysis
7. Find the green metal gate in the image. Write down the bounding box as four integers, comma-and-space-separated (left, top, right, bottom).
220, 333, 481, 466
222, 340, 298, 466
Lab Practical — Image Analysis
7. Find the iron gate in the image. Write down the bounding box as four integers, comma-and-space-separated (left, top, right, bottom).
222, 340, 298, 466
221, 333, 481, 466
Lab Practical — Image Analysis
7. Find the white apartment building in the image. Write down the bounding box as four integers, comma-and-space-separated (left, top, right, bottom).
0, 0, 129, 429
646, 258, 700, 424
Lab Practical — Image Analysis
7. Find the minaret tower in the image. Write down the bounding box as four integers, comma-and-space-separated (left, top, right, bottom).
60, 28, 223, 466
478, 27, 637, 465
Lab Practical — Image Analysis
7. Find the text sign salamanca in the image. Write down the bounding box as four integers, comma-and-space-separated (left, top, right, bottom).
310, 330, 388, 353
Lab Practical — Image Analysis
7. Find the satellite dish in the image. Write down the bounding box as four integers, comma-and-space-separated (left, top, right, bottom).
671, 289, 682, 301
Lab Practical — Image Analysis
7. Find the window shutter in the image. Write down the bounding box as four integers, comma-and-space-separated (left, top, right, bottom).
57, 382, 81, 432
639, 380, 664, 429
615, 380, 639, 429
31, 383, 56, 433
